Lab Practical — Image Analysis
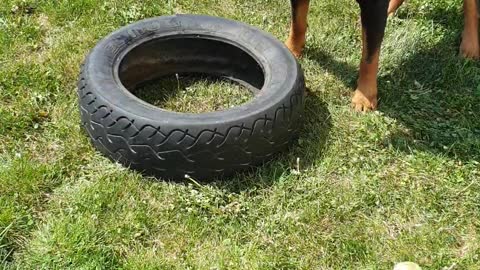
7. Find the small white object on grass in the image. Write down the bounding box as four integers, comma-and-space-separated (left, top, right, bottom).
394, 262, 421, 270
291, 157, 301, 175
185, 174, 203, 188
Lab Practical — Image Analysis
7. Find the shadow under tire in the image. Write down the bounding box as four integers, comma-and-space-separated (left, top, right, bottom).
78, 15, 306, 180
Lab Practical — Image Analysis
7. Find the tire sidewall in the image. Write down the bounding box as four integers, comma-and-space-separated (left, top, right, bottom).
78, 15, 306, 179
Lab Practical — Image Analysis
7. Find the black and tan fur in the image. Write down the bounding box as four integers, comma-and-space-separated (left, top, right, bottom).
285, 0, 479, 112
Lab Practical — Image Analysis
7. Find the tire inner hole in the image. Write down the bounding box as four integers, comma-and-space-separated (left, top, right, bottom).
118, 36, 265, 113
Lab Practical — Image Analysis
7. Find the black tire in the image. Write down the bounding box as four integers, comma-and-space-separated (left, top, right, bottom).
78, 15, 305, 180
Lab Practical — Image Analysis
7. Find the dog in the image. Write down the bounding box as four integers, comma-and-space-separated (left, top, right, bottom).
285, 0, 479, 112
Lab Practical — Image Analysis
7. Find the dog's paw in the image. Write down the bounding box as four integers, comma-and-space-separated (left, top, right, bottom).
460, 30, 480, 59
460, 34, 480, 59
285, 40, 304, 58
351, 89, 377, 112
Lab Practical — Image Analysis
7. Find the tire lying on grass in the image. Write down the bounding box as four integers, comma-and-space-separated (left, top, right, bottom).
77, 15, 305, 180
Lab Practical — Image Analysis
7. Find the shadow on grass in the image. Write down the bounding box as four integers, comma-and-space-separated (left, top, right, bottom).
216, 96, 332, 193
303, 5, 480, 163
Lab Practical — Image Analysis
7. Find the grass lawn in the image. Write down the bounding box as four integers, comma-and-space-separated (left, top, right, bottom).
134, 75, 254, 113
1, 0, 480, 268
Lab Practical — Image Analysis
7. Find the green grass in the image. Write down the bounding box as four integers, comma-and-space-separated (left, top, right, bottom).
134, 75, 254, 113
1, 0, 479, 269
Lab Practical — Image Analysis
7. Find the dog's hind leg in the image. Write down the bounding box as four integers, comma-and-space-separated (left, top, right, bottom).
460, 0, 480, 59
352, 0, 389, 112
286, 0, 310, 58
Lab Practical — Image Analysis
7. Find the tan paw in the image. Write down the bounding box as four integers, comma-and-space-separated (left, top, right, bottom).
460, 33, 480, 59
285, 38, 304, 58
460, 36, 480, 59
351, 89, 378, 112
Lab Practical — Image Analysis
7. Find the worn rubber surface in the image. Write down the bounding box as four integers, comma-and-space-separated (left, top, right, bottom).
78, 15, 305, 180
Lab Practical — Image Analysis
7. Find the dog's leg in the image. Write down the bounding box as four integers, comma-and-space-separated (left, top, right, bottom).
387, 0, 405, 16
460, 0, 480, 59
286, 0, 310, 58
353, 0, 389, 112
